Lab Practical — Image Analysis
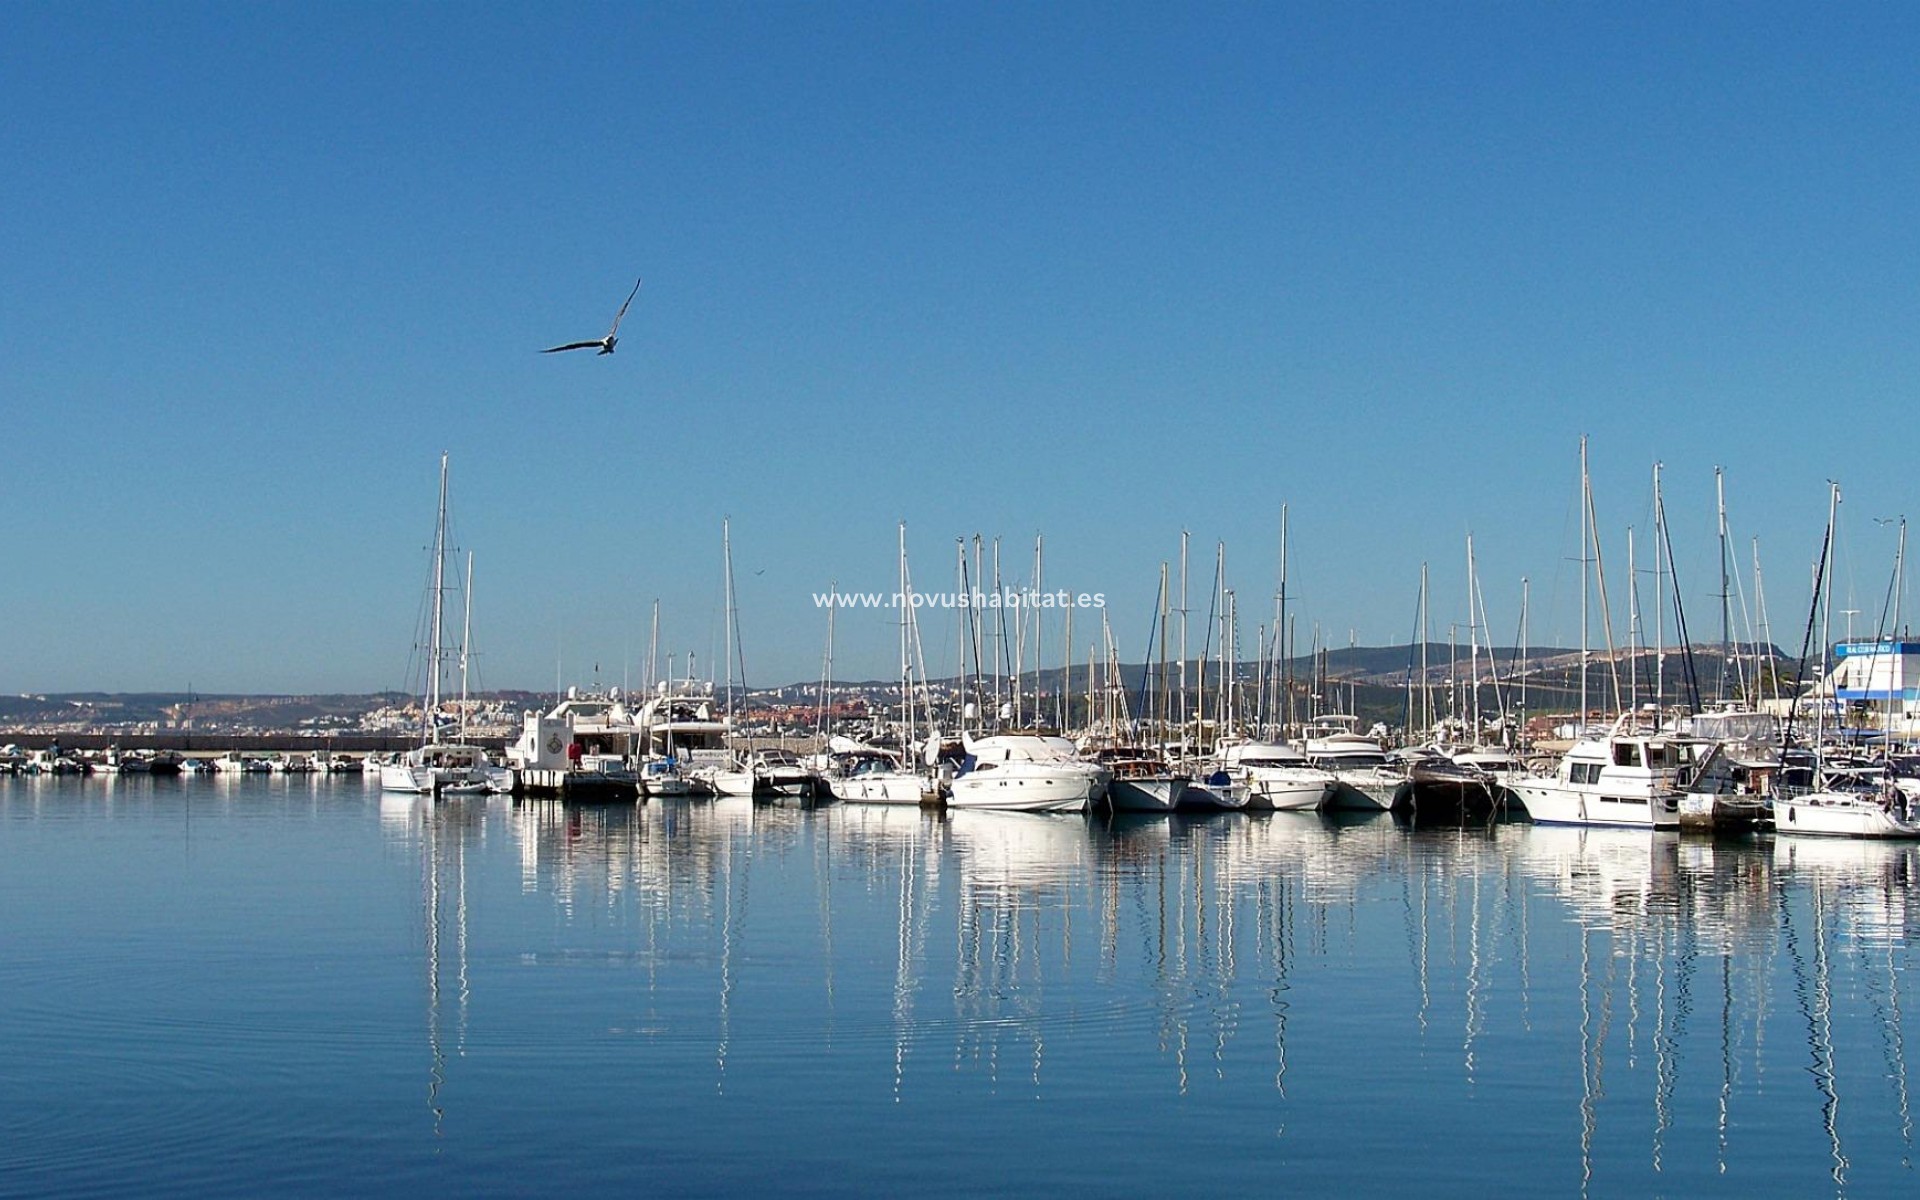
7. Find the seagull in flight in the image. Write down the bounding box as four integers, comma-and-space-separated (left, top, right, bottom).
542, 277, 642, 355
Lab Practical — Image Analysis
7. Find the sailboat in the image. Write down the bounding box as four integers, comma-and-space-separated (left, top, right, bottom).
830, 524, 936, 805
381, 454, 490, 796
1777, 487, 1920, 839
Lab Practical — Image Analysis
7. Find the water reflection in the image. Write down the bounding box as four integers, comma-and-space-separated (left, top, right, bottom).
381, 793, 488, 1135
42, 776, 1907, 1193
477, 800, 1920, 1185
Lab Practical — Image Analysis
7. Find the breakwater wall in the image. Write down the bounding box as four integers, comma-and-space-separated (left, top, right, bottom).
0, 732, 513, 754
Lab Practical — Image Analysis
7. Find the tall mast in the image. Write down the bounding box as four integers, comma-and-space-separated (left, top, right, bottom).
459, 550, 473, 744
1279, 507, 1292, 733
1032, 533, 1045, 728
1466, 534, 1482, 738
1717, 466, 1733, 704
1579, 438, 1590, 733
1222, 586, 1237, 736
1888, 518, 1907, 747
1654, 463, 1666, 719
991, 537, 1007, 723
1753, 539, 1773, 707
722, 516, 736, 721
1061, 601, 1073, 732
1419, 562, 1432, 735
1158, 561, 1172, 740
646, 600, 660, 696
1818, 483, 1842, 748
424, 452, 450, 747
817, 579, 836, 742
1627, 526, 1640, 717
1179, 531, 1191, 737
896, 524, 914, 750
1221, 541, 1236, 733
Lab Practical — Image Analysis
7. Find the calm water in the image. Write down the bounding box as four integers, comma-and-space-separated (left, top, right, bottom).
3, 775, 1916, 1197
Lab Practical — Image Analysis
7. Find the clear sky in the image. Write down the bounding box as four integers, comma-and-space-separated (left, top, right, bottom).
5, 2, 1918, 695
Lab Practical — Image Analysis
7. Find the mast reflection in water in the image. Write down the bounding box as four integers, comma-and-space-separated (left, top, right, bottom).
2, 774, 1917, 1196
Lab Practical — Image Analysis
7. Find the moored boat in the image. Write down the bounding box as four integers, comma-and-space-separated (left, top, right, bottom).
948, 733, 1109, 814
1506, 714, 1688, 830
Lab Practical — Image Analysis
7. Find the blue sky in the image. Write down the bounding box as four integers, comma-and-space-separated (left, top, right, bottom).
4, 2, 1918, 694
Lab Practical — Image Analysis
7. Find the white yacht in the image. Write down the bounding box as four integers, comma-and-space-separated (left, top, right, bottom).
1775, 788, 1920, 838
948, 733, 1109, 814
380, 742, 492, 795
1205, 739, 1332, 812
1301, 715, 1400, 811
825, 737, 929, 805
634, 679, 733, 794
1776, 760, 1920, 839
709, 747, 820, 800
1505, 715, 1689, 829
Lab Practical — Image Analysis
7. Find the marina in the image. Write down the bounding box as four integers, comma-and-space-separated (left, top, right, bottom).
3, 771, 1916, 1196
13, 5, 1920, 1195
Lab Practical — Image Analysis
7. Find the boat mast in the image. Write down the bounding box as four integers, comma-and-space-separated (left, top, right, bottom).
1032, 533, 1045, 729
1158, 561, 1172, 742
1179, 531, 1190, 741
1579, 438, 1590, 734
1222, 586, 1237, 737
992, 537, 1008, 725
460, 550, 473, 744
1518, 577, 1530, 749
1818, 483, 1841, 751
1753, 539, 1773, 708
1728, 462, 1743, 698
722, 517, 734, 722
1886, 518, 1906, 750
1279, 507, 1291, 734
646, 600, 660, 697
896, 524, 915, 756
1061, 602, 1073, 733
1466, 534, 1482, 740
423, 452, 450, 749
817, 579, 836, 743
1419, 563, 1432, 736
1584, 440, 1625, 719
1626, 526, 1640, 717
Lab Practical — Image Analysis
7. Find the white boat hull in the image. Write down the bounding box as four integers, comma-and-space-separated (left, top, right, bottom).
830, 772, 927, 805
948, 771, 1101, 814
1325, 770, 1400, 812
1776, 793, 1920, 839
1107, 775, 1189, 812
1509, 780, 1681, 830
1247, 775, 1333, 812
380, 763, 429, 793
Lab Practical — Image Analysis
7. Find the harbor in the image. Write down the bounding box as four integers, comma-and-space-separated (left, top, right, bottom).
4, 772, 1916, 1197
13, 3, 1920, 1194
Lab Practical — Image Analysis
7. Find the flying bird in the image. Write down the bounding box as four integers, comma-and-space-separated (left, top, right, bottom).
542, 277, 642, 355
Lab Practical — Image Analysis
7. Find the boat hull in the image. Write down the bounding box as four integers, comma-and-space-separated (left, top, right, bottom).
1775, 793, 1920, 839
1178, 781, 1249, 811
1325, 770, 1399, 812
1107, 775, 1190, 813
1509, 780, 1682, 830
949, 772, 1100, 814
829, 772, 928, 805
1244, 775, 1332, 812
